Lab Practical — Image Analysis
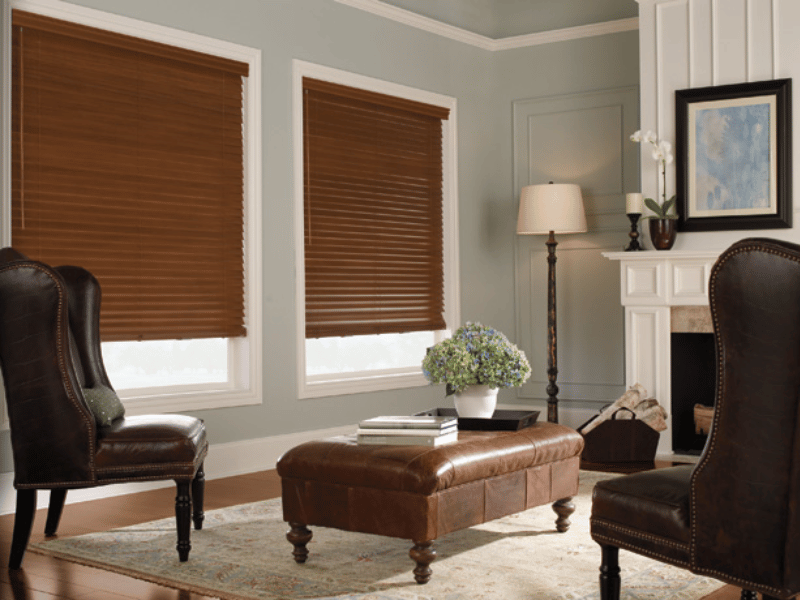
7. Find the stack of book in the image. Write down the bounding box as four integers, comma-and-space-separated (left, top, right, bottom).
356, 415, 458, 446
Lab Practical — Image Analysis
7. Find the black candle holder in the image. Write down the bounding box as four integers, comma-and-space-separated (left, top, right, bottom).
625, 213, 644, 251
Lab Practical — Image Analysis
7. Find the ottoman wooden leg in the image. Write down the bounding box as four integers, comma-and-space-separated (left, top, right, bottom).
287, 523, 313, 563
409, 540, 436, 584
552, 497, 576, 532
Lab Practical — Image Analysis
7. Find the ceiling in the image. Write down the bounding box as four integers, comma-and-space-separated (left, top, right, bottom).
376, 0, 639, 39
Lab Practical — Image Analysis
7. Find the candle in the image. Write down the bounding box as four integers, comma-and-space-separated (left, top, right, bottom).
626, 193, 644, 214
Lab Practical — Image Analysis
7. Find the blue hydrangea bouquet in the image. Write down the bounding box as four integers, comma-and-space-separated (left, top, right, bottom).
422, 322, 532, 396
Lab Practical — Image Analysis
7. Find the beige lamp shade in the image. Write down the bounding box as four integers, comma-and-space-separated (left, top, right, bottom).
516, 183, 587, 235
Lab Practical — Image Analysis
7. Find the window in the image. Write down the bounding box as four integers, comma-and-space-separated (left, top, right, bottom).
293, 61, 459, 398
1, 1, 262, 416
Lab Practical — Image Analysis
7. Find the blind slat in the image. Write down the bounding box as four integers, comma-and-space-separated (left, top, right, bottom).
12, 13, 247, 342
303, 77, 449, 121
304, 78, 446, 338
13, 10, 249, 76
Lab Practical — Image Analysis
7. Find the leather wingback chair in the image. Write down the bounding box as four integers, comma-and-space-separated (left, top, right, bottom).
0, 248, 208, 569
591, 238, 800, 600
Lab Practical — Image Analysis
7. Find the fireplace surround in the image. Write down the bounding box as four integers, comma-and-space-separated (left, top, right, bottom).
604, 250, 721, 456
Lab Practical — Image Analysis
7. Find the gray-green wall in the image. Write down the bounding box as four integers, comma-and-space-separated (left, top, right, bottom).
0, 0, 639, 473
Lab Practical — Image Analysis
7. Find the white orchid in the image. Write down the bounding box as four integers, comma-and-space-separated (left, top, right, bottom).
630, 130, 678, 219
652, 142, 674, 164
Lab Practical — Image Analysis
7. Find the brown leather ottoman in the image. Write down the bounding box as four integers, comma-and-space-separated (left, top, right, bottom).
276, 421, 584, 583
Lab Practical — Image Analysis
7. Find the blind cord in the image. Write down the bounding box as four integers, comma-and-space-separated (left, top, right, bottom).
19, 27, 25, 230
304, 89, 311, 247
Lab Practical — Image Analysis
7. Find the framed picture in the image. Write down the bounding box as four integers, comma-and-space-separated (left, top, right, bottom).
675, 78, 792, 232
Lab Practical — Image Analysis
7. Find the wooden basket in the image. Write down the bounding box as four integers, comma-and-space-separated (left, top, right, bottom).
578, 407, 659, 463
694, 404, 714, 435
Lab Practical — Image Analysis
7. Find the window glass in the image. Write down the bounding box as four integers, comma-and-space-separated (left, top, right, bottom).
306, 331, 435, 376
102, 338, 228, 390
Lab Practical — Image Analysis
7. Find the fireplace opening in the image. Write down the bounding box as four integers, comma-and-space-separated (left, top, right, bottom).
671, 332, 716, 455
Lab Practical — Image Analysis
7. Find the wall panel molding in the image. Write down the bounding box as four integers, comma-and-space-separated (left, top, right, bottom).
656, 0, 690, 119
513, 86, 640, 232
690, 0, 713, 86
772, 0, 780, 77
714, 0, 748, 84
629, 0, 799, 450
637, 0, 781, 221
512, 87, 636, 404
655, 0, 690, 203
746, 0, 772, 81
515, 240, 625, 403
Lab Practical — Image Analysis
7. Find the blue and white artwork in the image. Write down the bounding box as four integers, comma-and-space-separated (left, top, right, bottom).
693, 101, 773, 214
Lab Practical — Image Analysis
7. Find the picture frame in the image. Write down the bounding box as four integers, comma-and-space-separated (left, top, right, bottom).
675, 78, 792, 232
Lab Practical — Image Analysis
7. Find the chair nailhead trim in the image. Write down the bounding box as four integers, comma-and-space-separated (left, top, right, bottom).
1, 263, 97, 480
591, 531, 691, 568
690, 242, 796, 599
590, 518, 689, 550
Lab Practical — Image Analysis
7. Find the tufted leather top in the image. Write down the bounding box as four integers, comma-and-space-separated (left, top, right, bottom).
277, 421, 583, 496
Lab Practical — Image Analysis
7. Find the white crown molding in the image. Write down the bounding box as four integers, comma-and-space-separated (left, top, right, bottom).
493, 17, 640, 50
333, 0, 639, 50
333, 0, 495, 49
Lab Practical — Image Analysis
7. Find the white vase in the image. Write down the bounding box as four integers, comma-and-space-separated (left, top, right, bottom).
453, 384, 498, 418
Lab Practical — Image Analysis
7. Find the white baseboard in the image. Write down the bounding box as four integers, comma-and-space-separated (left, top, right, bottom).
0, 423, 355, 516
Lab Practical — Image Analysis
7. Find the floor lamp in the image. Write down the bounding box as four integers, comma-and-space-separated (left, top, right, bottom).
516, 182, 587, 424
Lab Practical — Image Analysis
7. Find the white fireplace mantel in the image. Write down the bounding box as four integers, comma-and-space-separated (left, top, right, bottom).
604, 249, 721, 455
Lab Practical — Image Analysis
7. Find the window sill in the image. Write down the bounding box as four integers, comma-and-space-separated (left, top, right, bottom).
0, 386, 262, 432
118, 385, 262, 415
300, 369, 430, 399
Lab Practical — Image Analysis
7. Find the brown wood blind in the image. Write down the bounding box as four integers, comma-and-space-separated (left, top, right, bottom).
11, 10, 249, 342
303, 77, 449, 339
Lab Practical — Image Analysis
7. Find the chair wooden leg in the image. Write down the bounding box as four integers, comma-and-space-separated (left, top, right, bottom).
175, 480, 192, 562
9, 489, 37, 569
191, 463, 205, 530
599, 544, 621, 600
44, 489, 67, 536
761, 595, 781, 600
7, 567, 29, 598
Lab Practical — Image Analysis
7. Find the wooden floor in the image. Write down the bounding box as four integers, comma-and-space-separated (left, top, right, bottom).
0, 468, 744, 600
0, 470, 281, 600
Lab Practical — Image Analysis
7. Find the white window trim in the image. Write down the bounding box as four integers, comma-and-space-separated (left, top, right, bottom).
292, 60, 460, 399
0, 0, 263, 427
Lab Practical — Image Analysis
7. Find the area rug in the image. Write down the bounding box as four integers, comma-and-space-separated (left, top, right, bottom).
30, 471, 722, 600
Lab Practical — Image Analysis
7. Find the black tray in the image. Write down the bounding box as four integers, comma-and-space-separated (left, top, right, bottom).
416, 408, 539, 431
